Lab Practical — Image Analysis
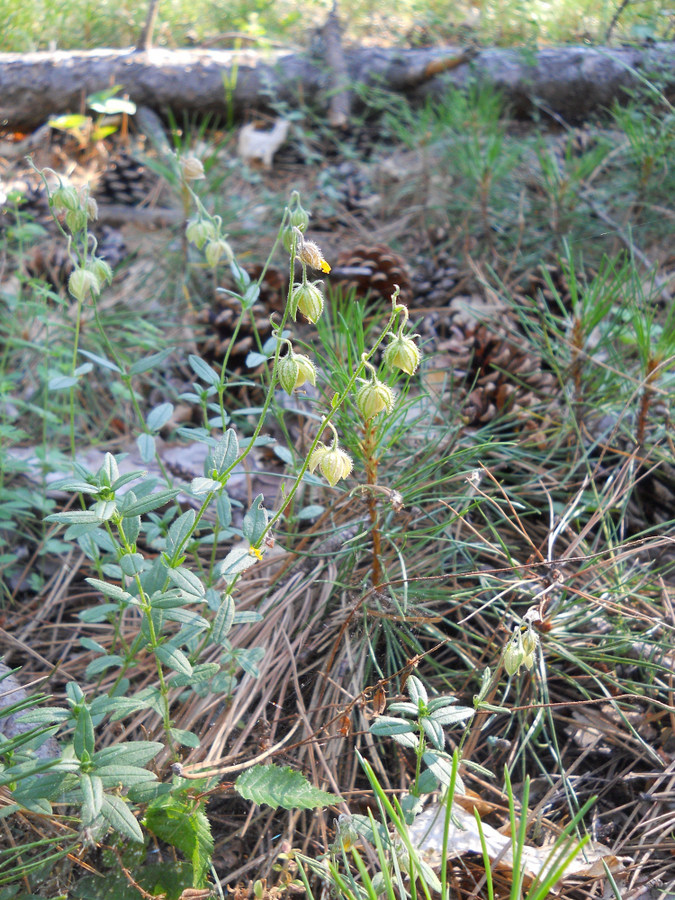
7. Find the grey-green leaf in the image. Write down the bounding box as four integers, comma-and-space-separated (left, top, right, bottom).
100, 793, 144, 843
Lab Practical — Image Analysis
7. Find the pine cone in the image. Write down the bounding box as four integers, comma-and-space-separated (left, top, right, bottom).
194, 266, 286, 371
330, 244, 412, 304
96, 152, 156, 206
431, 321, 557, 427
317, 160, 377, 215
23, 240, 74, 291
0, 178, 53, 232
520, 262, 572, 312
411, 244, 465, 309
23, 226, 126, 293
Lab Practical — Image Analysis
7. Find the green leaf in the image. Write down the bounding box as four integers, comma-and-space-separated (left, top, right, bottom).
122, 488, 180, 515
295, 503, 324, 520
208, 429, 239, 476
421, 716, 444, 750
85, 578, 133, 604
235, 646, 265, 678
167, 509, 196, 556
246, 351, 268, 368
235, 764, 341, 810
80, 773, 103, 825
122, 514, 141, 547
216, 545, 258, 584
45, 511, 105, 525
168, 566, 205, 599
216, 492, 232, 528
171, 662, 220, 687
428, 706, 474, 726
190, 477, 221, 494
189, 354, 221, 386
119, 552, 146, 577
169, 727, 200, 749
232, 609, 263, 625
100, 793, 144, 843
146, 402, 174, 433
92, 741, 163, 769
94, 765, 158, 788
78, 349, 122, 372
212, 595, 235, 644
73, 706, 95, 759
85, 655, 124, 679
155, 645, 193, 676
49, 113, 88, 130
137, 431, 156, 462
406, 675, 427, 705
422, 750, 455, 787
46, 477, 98, 494
242, 494, 267, 544
128, 346, 174, 375
145, 795, 214, 887
48, 374, 78, 390
164, 609, 209, 631
369, 716, 415, 736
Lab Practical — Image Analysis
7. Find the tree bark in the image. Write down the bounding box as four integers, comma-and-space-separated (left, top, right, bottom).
0, 43, 673, 131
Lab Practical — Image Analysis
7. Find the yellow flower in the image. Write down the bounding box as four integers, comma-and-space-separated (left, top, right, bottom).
249, 545, 264, 560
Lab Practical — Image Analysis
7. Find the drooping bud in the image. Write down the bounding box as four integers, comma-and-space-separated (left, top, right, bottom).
356, 378, 396, 421
522, 624, 538, 656
296, 238, 331, 274
65, 208, 87, 234
84, 196, 99, 221
308, 442, 329, 473
87, 257, 113, 287
318, 445, 353, 487
503, 630, 524, 677
68, 267, 100, 302
290, 281, 324, 323
278, 350, 317, 395
384, 333, 421, 376
51, 184, 80, 212
180, 156, 205, 181
205, 239, 233, 268
289, 204, 309, 234
186, 217, 216, 249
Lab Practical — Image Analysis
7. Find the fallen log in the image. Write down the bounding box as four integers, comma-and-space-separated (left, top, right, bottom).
1, 43, 673, 131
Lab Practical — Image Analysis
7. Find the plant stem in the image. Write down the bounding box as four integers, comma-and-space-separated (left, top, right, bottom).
362, 418, 382, 588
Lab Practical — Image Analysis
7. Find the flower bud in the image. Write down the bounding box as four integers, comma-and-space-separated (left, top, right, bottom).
68, 267, 100, 302
384, 333, 421, 376
521, 624, 538, 658
290, 281, 324, 323
65, 208, 87, 234
84, 195, 99, 221
308, 442, 329, 474
356, 378, 396, 421
503, 632, 524, 677
87, 256, 113, 287
205, 239, 233, 268
51, 184, 80, 212
318, 446, 353, 487
180, 155, 205, 180
282, 226, 298, 254
278, 350, 317, 395
289, 204, 309, 234
186, 217, 216, 249
297, 238, 330, 274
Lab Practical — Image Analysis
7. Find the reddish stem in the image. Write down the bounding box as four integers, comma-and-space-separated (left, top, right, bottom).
362, 419, 382, 588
